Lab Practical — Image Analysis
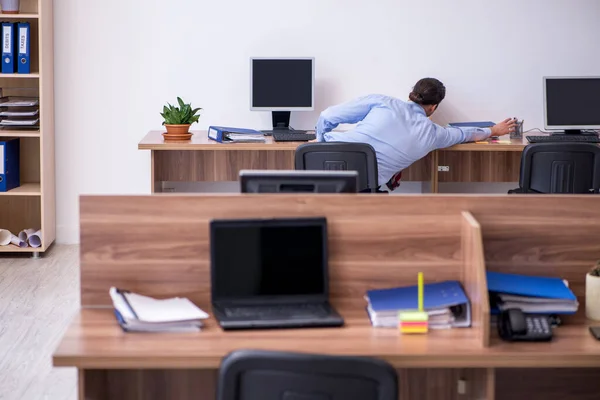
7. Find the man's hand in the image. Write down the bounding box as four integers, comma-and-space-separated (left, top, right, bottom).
490, 118, 517, 137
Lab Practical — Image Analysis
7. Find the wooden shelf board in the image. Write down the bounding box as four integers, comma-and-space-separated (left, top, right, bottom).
0, 13, 39, 19
0, 243, 46, 253
0, 182, 41, 196
0, 130, 40, 138
0, 73, 40, 79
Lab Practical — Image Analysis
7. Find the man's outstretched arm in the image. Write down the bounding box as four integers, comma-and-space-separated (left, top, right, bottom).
315, 95, 381, 141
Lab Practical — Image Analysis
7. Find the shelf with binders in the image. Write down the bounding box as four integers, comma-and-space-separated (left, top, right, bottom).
0, 136, 40, 197
0, 134, 42, 251
0, 16, 39, 77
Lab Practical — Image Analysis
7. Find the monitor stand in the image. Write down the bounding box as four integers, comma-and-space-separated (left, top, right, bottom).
261, 111, 292, 136
272, 111, 291, 131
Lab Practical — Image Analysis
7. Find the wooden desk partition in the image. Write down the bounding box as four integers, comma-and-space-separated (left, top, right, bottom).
55, 194, 600, 400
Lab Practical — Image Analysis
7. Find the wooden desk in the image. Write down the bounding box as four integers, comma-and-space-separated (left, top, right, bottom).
138, 131, 527, 193
54, 194, 600, 399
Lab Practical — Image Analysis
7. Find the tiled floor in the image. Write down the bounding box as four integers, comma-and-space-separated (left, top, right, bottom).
0, 245, 79, 400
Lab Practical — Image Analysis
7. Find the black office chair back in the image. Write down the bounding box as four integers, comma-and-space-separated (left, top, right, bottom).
295, 142, 379, 192
519, 143, 600, 193
217, 350, 398, 400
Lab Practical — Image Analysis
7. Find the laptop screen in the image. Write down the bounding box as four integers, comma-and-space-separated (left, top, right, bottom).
210, 217, 327, 302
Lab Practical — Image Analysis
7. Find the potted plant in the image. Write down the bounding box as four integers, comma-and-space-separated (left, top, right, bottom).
586, 260, 600, 321
160, 97, 202, 140
1, 0, 20, 14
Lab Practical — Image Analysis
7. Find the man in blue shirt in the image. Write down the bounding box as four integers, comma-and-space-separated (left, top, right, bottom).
315, 78, 517, 191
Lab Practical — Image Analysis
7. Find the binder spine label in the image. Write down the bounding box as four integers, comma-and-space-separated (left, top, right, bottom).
3, 26, 11, 54
19, 27, 27, 54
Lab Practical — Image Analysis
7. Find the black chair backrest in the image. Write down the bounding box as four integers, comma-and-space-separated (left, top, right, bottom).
295, 142, 379, 192
217, 350, 398, 400
520, 143, 600, 193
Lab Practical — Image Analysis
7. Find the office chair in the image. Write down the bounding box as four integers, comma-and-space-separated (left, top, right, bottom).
295, 142, 380, 192
217, 349, 398, 400
509, 143, 600, 194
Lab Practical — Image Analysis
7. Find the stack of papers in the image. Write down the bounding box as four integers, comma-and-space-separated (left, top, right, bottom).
0, 97, 40, 127
109, 287, 209, 333
0, 108, 38, 117
365, 281, 471, 329
0, 97, 39, 107
0, 118, 39, 126
487, 271, 579, 314
225, 133, 265, 143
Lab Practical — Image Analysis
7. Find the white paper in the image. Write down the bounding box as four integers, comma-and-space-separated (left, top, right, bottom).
109, 287, 206, 333
125, 292, 209, 323
0, 118, 39, 126
0, 229, 11, 246
0, 98, 39, 107
0, 109, 38, 117
10, 234, 27, 248
18, 228, 32, 241
226, 134, 265, 143
27, 229, 41, 248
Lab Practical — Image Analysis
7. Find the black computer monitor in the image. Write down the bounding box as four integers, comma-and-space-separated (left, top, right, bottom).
544, 77, 600, 135
250, 58, 314, 131
240, 170, 358, 193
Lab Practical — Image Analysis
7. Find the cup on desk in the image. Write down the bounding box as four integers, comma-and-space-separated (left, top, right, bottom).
510, 119, 524, 139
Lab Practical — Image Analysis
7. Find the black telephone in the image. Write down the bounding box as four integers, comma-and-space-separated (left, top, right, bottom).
498, 309, 553, 342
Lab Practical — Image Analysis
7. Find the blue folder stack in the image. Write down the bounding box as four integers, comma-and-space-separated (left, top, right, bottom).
487, 271, 578, 314
365, 280, 471, 329
208, 126, 265, 143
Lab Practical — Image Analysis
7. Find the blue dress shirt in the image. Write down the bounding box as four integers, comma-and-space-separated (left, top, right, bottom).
315, 94, 492, 186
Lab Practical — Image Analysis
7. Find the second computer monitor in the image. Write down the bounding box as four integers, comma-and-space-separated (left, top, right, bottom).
240, 170, 358, 194
544, 77, 600, 135
250, 58, 314, 130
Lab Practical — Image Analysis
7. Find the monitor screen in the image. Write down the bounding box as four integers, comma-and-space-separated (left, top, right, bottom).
239, 170, 359, 193
545, 77, 600, 128
210, 218, 327, 302
251, 58, 314, 110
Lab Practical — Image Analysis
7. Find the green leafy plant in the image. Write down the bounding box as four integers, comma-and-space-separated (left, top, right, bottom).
591, 260, 600, 277
161, 97, 202, 125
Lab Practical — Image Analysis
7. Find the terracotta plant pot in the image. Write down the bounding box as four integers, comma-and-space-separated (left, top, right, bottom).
0, 0, 20, 13
162, 124, 192, 141
164, 124, 191, 135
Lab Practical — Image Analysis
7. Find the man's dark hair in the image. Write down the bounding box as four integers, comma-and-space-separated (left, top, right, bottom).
409, 78, 446, 106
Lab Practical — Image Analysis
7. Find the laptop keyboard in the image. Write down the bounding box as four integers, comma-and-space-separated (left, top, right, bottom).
224, 304, 329, 318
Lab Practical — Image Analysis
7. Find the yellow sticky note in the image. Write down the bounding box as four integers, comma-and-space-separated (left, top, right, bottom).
398, 311, 429, 322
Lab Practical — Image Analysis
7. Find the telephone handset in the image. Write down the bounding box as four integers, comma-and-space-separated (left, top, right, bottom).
498, 309, 553, 342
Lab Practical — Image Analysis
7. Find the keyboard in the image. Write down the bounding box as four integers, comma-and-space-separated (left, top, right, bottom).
527, 135, 600, 143
224, 304, 328, 318
272, 132, 316, 142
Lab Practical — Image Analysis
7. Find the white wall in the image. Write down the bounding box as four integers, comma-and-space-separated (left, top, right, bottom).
54, 0, 600, 243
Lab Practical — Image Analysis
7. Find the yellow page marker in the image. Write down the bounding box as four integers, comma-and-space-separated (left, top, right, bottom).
418, 272, 424, 312
475, 141, 489, 144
